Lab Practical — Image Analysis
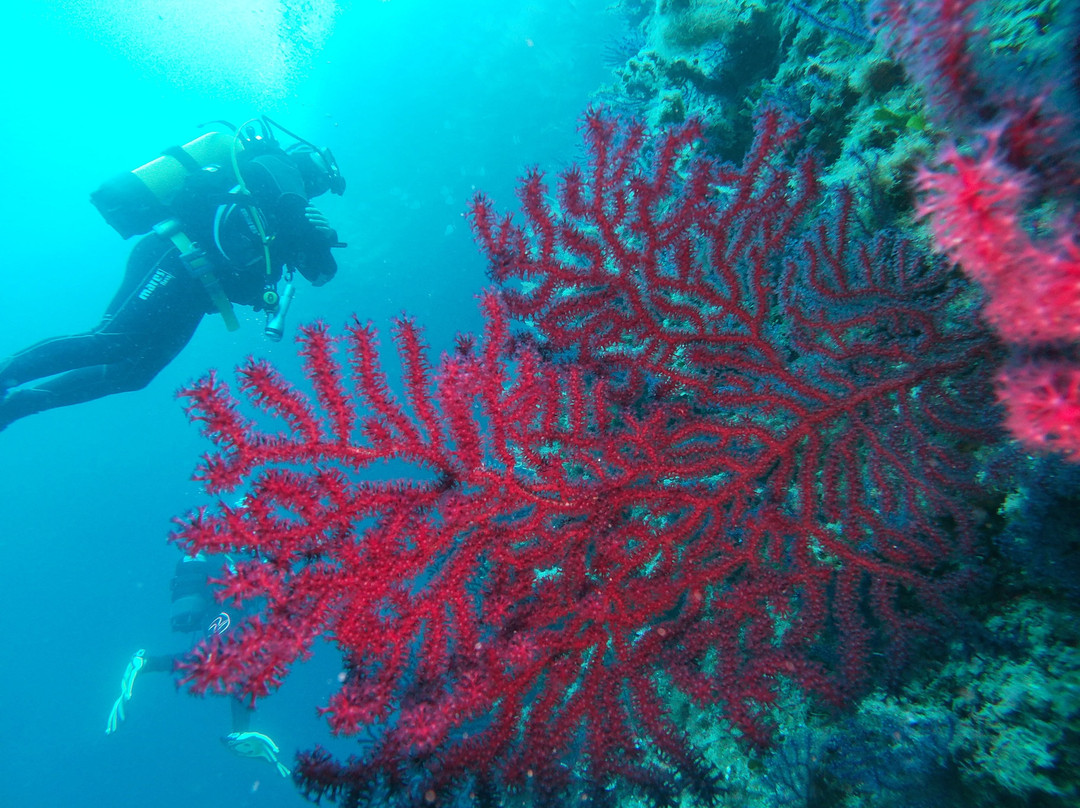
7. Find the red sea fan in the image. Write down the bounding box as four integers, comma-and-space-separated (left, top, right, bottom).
470, 104, 998, 750
172, 110, 997, 806
870, 0, 983, 120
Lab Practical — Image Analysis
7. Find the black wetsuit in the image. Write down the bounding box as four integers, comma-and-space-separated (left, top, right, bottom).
0, 151, 337, 430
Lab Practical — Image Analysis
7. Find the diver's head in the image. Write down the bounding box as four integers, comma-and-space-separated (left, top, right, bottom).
287, 142, 346, 198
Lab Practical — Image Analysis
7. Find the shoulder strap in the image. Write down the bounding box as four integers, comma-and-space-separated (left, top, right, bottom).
152, 219, 240, 332
160, 145, 204, 174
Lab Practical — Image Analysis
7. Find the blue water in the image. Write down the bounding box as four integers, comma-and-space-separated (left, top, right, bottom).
0, 2, 611, 805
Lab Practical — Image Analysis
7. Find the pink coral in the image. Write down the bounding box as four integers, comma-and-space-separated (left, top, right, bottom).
917, 136, 1080, 457
918, 140, 1080, 345
876, 0, 1080, 460
997, 361, 1080, 459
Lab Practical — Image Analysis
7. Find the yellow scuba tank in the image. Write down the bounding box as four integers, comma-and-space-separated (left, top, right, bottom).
91, 131, 242, 239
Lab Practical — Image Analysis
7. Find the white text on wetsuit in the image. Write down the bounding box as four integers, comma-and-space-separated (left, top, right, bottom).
139, 268, 176, 300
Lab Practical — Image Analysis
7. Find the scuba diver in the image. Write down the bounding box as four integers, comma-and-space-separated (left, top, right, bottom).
0, 117, 346, 432
105, 553, 291, 778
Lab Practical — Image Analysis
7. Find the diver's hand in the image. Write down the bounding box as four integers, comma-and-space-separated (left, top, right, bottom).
105, 649, 146, 735
224, 731, 291, 777
304, 206, 336, 242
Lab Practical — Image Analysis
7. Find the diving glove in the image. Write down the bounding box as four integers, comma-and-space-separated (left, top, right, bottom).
304, 206, 334, 240
224, 731, 291, 777
105, 649, 146, 735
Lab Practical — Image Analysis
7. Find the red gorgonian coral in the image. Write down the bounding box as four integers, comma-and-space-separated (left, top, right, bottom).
171, 110, 996, 806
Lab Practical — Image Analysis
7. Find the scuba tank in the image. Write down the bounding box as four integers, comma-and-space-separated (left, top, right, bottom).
90, 131, 241, 239
89, 117, 339, 241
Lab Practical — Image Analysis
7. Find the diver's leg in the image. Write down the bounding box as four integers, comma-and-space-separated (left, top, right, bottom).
141, 654, 181, 674
0, 306, 203, 429
0, 332, 132, 392
0, 235, 182, 391
0, 242, 206, 430
230, 696, 254, 733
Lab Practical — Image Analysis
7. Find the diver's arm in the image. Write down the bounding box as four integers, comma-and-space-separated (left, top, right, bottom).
277, 201, 339, 286
298, 205, 340, 286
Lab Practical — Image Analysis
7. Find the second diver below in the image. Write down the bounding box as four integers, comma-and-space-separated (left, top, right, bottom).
105, 553, 293, 778
0, 117, 347, 432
